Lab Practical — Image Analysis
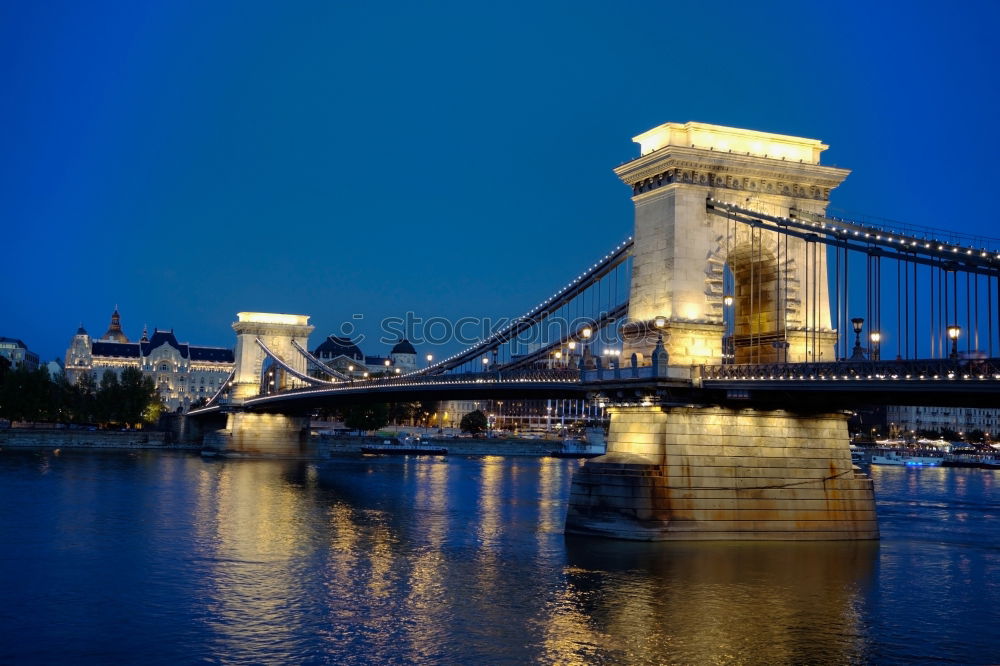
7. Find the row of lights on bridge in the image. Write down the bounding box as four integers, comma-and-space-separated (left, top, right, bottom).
711, 198, 1000, 261
414, 236, 633, 376
850, 317, 961, 361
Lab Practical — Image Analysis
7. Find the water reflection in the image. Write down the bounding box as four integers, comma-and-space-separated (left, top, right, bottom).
4, 450, 997, 664
551, 537, 879, 664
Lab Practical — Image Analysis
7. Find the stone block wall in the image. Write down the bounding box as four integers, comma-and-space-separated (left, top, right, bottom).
566, 405, 878, 541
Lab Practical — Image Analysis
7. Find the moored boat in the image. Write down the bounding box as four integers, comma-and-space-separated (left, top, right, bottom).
550, 437, 604, 459
870, 451, 943, 467
361, 436, 447, 456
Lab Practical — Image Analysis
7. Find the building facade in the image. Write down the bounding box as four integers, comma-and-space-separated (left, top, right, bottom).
885, 405, 1000, 438
310, 335, 419, 378
65, 309, 234, 411
0, 337, 40, 371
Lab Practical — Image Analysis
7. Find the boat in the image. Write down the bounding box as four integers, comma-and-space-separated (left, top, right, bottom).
550, 437, 604, 459
360, 436, 447, 456
941, 455, 1000, 470
870, 451, 943, 467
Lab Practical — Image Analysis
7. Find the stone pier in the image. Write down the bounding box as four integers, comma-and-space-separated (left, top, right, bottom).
204, 412, 311, 457
565, 405, 878, 541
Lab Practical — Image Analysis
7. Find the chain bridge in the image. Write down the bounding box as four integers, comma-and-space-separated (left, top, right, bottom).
191, 121, 1000, 542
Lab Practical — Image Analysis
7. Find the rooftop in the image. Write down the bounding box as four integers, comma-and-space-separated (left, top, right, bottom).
632, 121, 828, 164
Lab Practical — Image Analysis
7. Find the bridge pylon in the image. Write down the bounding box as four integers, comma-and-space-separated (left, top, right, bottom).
615, 121, 849, 365
230, 312, 315, 403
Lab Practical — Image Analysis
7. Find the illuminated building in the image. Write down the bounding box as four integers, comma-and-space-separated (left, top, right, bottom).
310, 335, 419, 378
0, 336, 39, 371
885, 404, 1000, 439
64, 308, 234, 411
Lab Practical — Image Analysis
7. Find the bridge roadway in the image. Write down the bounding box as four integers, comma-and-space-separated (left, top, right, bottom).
197, 357, 1000, 415
236, 369, 588, 413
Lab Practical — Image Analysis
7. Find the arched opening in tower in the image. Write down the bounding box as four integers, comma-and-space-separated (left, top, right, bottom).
727, 243, 785, 364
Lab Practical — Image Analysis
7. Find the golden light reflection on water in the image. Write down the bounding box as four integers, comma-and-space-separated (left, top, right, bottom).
537, 457, 563, 538
192, 460, 315, 657
402, 460, 450, 663
180, 455, 881, 663
538, 538, 878, 664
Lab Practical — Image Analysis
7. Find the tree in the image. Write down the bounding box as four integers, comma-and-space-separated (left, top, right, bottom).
0, 365, 52, 422
460, 409, 488, 436
76, 373, 97, 423
387, 402, 420, 425
416, 400, 439, 427
95, 370, 121, 425
343, 403, 389, 433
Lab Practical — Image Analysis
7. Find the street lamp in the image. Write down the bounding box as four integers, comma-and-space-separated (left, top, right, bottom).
850, 317, 865, 360
869, 330, 881, 361
581, 327, 592, 339
723, 295, 734, 307
947, 324, 961, 359
426, 353, 433, 366
482, 357, 490, 369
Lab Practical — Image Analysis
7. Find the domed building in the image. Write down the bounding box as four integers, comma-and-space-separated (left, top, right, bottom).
102, 308, 129, 343
64, 308, 234, 411
309, 335, 420, 377
389, 339, 417, 372
311, 335, 366, 377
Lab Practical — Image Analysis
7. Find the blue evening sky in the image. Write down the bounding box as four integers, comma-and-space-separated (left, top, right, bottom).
3, 1, 998, 362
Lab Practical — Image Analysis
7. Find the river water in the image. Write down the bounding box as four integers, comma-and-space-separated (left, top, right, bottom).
0, 449, 997, 664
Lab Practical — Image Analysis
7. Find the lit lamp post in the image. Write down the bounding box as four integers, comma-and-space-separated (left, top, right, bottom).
426, 353, 433, 367
948, 324, 961, 359
384, 359, 391, 376
581, 326, 593, 361
869, 330, 881, 361
850, 317, 866, 360
722, 296, 734, 362
553, 350, 562, 369
348, 364, 354, 382
482, 357, 490, 371
653, 316, 667, 346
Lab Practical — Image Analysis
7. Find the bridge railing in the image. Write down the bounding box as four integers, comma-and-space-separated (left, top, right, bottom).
264, 367, 582, 395
700, 358, 1000, 382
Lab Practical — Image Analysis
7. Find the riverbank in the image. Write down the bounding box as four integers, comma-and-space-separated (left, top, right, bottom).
0, 428, 197, 450
319, 435, 561, 457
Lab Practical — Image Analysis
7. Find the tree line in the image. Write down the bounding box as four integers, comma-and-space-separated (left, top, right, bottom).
0, 364, 165, 428
334, 401, 489, 435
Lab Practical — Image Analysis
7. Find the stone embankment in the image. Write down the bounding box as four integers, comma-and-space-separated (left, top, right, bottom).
0, 428, 196, 450
320, 435, 559, 457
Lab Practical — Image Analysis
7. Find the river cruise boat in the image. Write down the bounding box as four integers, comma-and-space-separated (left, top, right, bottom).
870, 451, 943, 467
360, 435, 447, 456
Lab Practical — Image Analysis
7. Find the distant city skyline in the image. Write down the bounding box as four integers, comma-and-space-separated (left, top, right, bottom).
4, 1, 999, 363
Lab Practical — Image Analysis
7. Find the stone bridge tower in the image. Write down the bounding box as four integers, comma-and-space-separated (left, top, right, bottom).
614, 122, 850, 365
230, 312, 314, 403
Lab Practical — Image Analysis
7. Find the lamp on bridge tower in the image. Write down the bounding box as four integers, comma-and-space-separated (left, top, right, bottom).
850, 318, 866, 361
948, 325, 961, 359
